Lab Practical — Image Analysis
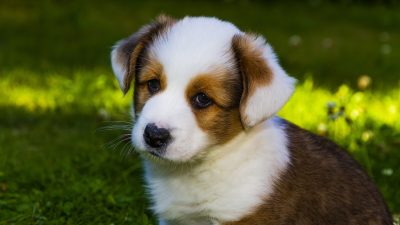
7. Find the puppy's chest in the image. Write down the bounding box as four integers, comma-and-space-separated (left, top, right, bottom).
145, 159, 273, 224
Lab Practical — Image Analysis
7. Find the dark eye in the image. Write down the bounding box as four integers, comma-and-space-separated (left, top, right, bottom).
192, 92, 213, 109
147, 79, 160, 94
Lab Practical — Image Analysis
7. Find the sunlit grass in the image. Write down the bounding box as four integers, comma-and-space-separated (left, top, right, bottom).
2, 70, 398, 136
0, 69, 130, 114
1, 70, 399, 158
2, 70, 399, 161
281, 76, 400, 150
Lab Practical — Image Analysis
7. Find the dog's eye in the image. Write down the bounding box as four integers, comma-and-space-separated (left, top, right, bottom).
192, 93, 213, 109
147, 79, 161, 94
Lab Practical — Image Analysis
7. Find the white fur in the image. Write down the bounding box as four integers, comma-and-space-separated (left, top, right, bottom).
151, 17, 241, 79
145, 118, 290, 224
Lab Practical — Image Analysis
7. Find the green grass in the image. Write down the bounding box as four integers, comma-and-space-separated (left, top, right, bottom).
0, 0, 399, 224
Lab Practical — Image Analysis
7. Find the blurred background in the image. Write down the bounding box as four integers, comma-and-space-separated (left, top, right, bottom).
0, 0, 399, 224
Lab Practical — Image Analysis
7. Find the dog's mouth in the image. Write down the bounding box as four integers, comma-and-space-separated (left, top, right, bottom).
148, 150, 163, 158
144, 146, 167, 159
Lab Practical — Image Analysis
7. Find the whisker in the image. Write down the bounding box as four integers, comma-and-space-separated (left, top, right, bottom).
120, 140, 135, 159
97, 125, 132, 132
103, 134, 131, 152
97, 121, 133, 132
101, 120, 134, 124
113, 135, 131, 148
99, 119, 136, 159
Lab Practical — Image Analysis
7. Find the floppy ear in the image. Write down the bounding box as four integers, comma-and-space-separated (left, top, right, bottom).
232, 34, 296, 128
111, 15, 175, 94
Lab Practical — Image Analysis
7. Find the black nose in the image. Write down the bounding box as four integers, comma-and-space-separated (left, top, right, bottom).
143, 123, 171, 149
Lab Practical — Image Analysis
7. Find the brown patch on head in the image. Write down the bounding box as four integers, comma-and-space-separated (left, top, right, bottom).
113, 14, 175, 94
185, 68, 244, 144
231, 34, 273, 126
134, 57, 167, 113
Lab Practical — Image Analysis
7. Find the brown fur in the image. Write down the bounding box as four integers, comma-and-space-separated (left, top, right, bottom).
231, 34, 273, 126
113, 15, 175, 94
185, 71, 243, 144
134, 59, 167, 113
223, 120, 392, 225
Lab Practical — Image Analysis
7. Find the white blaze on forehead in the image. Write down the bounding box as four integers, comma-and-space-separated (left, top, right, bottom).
150, 17, 242, 85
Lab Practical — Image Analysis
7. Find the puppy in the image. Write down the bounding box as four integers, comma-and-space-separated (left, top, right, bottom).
111, 15, 392, 225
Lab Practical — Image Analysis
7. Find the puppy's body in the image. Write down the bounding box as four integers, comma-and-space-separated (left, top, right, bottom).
146, 119, 391, 225
111, 16, 392, 224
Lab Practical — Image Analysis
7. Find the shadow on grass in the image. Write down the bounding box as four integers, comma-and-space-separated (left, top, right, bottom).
0, 107, 155, 225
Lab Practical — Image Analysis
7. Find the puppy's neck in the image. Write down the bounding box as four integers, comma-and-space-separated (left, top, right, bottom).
143, 117, 290, 223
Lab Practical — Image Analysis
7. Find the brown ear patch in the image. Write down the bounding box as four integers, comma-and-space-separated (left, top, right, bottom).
185, 70, 244, 144
117, 15, 175, 94
231, 34, 273, 126
134, 57, 167, 114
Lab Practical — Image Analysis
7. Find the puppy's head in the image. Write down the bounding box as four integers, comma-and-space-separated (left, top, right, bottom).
111, 16, 295, 162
